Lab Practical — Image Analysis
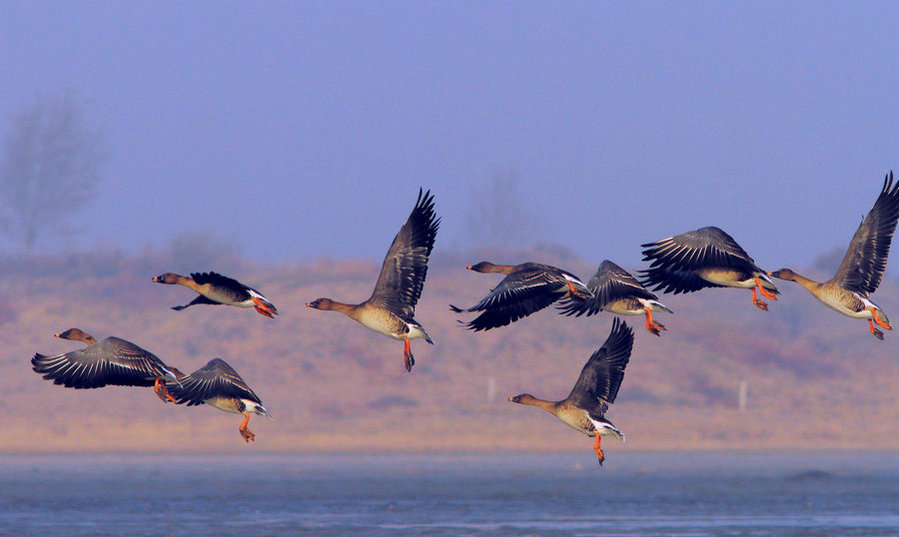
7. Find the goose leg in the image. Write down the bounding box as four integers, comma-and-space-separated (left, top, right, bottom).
593, 431, 605, 466
239, 413, 255, 442
403, 338, 414, 372
251, 297, 276, 318
754, 277, 778, 301
751, 288, 769, 311
644, 307, 665, 336
869, 308, 892, 330
154, 377, 176, 403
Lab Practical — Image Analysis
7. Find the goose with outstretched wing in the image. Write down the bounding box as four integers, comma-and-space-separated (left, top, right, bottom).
450, 261, 592, 331
770, 171, 899, 340
639, 226, 779, 311
31, 328, 179, 403
509, 318, 634, 465
557, 260, 673, 336
306, 189, 439, 371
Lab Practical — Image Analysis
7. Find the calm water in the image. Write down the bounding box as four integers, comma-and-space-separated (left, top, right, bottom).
2, 451, 898, 536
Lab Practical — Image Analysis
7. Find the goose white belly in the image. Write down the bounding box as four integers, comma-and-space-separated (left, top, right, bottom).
817, 292, 877, 319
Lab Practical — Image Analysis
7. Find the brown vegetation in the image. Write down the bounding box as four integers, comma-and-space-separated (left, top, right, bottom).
4, 247, 899, 454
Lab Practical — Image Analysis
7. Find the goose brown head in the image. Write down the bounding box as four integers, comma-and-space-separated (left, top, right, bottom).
306, 298, 334, 310
768, 268, 799, 281
152, 272, 183, 284
54, 328, 97, 345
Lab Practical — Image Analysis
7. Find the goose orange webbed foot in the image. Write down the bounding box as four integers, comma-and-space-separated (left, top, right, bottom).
239, 427, 256, 442
645, 320, 666, 337
403, 339, 414, 372
252, 297, 277, 318
593, 432, 605, 466
751, 288, 769, 311
755, 277, 778, 301
870, 308, 892, 331
238, 413, 256, 442
643, 309, 666, 337
153, 378, 177, 404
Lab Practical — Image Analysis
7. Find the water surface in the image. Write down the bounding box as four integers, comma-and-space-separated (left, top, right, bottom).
2, 451, 897, 536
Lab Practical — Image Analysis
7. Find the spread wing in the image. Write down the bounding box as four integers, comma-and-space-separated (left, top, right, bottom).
369, 189, 440, 319
558, 260, 657, 317
641, 226, 758, 272
639, 226, 759, 294
833, 171, 899, 295
31, 337, 172, 389
452, 264, 571, 331
567, 319, 634, 414
167, 358, 262, 407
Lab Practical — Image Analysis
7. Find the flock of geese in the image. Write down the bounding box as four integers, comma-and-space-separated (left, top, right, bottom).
31, 172, 899, 464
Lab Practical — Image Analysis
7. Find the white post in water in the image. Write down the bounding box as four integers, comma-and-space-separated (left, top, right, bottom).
487, 376, 496, 403
738, 379, 748, 412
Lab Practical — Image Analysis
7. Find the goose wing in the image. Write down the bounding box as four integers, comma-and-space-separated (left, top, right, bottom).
559, 260, 657, 317
454, 264, 574, 331
369, 189, 440, 319
641, 226, 758, 272
191, 271, 248, 291
833, 171, 899, 295
167, 358, 262, 407
31, 337, 172, 389
639, 226, 759, 293
567, 319, 634, 414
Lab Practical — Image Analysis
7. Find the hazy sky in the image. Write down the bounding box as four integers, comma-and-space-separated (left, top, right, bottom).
2, 2, 898, 272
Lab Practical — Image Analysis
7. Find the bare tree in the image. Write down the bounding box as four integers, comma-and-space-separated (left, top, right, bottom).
466, 166, 536, 249
0, 94, 104, 251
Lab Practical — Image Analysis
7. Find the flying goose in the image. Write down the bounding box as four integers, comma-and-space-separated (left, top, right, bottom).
153, 271, 278, 318
639, 226, 779, 310
557, 260, 673, 336
166, 358, 271, 442
306, 189, 439, 372
450, 261, 592, 331
770, 171, 899, 340
31, 328, 179, 402
509, 318, 634, 465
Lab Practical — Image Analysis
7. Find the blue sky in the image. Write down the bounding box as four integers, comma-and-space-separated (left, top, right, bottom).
2, 2, 897, 272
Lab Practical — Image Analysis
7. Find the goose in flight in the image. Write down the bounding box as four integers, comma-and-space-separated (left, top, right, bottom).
31, 328, 179, 403
770, 171, 899, 340
166, 358, 271, 442
557, 260, 673, 336
306, 189, 439, 372
639, 226, 779, 311
509, 318, 634, 465
450, 261, 592, 331
153, 271, 278, 318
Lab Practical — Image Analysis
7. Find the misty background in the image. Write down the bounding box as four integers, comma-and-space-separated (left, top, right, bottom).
2, 2, 897, 272
4, 3, 899, 456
